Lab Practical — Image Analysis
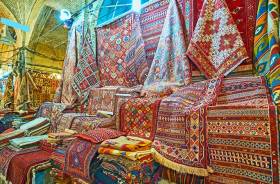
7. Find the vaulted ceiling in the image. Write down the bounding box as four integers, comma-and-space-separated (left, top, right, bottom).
0, 0, 89, 61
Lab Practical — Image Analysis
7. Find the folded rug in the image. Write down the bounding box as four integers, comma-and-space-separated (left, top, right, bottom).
75, 128, 126, 144
152, 77, 223, 176
98, 147, 152, 161
7, 150, 50, 184
187, 0, 248, 78
100, 136, 152, 152
10, 135, 48, 149
0, 147, 41, 180
65, 128, 126, 182
0, 129, 25, 149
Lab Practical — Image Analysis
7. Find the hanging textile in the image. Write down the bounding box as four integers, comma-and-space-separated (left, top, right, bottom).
3, 73, 14, 109
144, 0, 191, 91
60, 28, 79, 105
254, 0, 280, 104
28, 70, 60, 109
190, 0, 258, 76
96, 13, 147, 87
152, 77, 222, 176
187, 0, 248, 79
71, 0, 103, 100
72, 28, 100, 99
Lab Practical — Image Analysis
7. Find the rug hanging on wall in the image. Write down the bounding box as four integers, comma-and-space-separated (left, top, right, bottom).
190, 0, 258, 76
187, 0, 249, 79
96, 13, 147, 87
144, 0, 191, 91
72, 28, 100, 100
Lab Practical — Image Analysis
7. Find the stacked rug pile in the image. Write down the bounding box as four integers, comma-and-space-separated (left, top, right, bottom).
95, 136, 161, 184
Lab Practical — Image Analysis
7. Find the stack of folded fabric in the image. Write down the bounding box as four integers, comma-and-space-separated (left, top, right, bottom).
96, 136, 161, 183
0, 129, 25, 149
9, 135, 48, 150
20, 117, 50, 136
47, 129, 76, 145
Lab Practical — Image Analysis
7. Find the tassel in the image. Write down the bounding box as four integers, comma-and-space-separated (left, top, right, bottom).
151, 148, 213, 177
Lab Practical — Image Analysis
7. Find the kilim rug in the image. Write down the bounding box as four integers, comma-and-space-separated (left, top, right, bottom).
140, 0, 169, 70
61, 26, 79, 105
96, 13, 147, 87
65, 138, 99, 182
190, 0, 258, 76
36, 102, 67, 133
187, 0, 248, 79
152, 77, 223, 176
0, 147, 40, 179
144, 0, 191, 91
87, 86, 120, 115
76, 128, 126, 144
70, 116, 116, 133
7, 150, 50, 184
207, 104, 279, 183
120, 97, 161, 141
217, 76, 272, 105
72, 28, 100, 100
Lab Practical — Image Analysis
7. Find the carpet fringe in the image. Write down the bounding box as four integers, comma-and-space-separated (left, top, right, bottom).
151, 148, 213, 177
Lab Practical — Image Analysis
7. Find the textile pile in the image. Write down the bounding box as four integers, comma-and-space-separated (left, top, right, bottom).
95, 136, 161, 183
0, 0, 279, 183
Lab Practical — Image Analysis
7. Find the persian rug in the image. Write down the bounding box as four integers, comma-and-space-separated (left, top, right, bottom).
7, 150, 50, 184
254, 0, 280, 104
144, 0, 191, 91
75, 128, 125, 144
190, 0, 258, 75
72, 28, 100, 100
88, 86, 120, 115
152, 77, 223, 176
217, 76, 272, 105
207, 104, 279, 183
120, 97, 161, 140
187, 0, 248, 78
96, 13, 147, 87
65, 138, 99, 182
